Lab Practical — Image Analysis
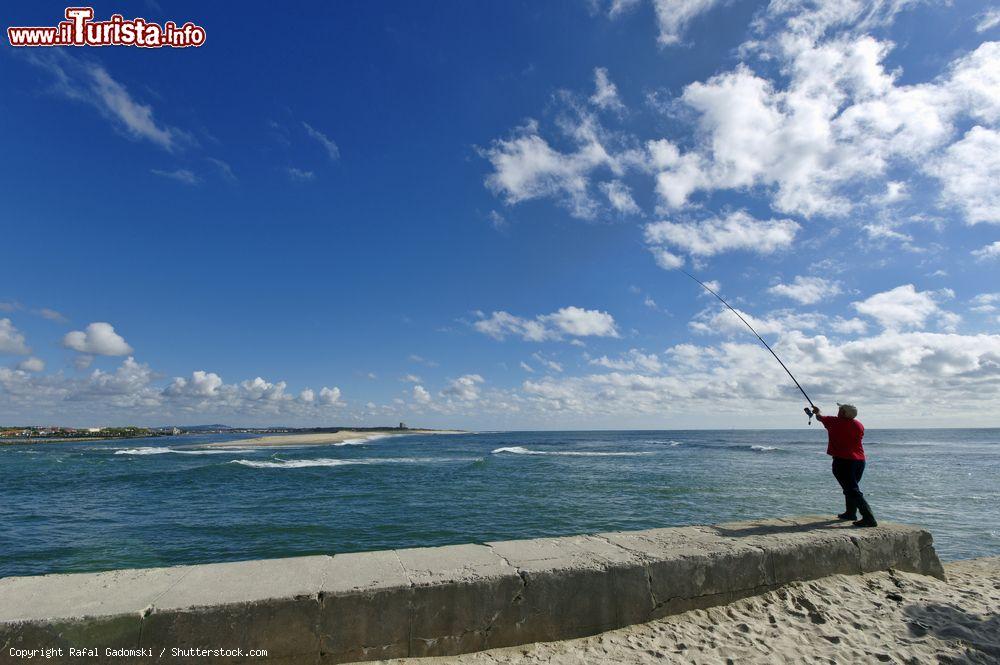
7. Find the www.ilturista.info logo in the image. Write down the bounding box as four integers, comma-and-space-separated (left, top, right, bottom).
8, 7, 206, 48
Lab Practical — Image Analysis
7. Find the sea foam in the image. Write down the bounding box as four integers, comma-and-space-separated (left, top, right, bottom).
231, 456, 471, 469
491, 446, 647, 457
114, 447, 252, 456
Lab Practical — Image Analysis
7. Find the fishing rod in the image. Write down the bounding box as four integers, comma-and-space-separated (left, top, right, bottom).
680, 269, 817, 423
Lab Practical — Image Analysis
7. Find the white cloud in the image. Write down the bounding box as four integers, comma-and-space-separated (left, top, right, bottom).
475, 306, 619, 341
486, 10, 1000, 227
76, 357, 158, 408
650, 247, 685, 270
769, 276, 842, 304
655, 36, 998, 219
151, 168, 199, 185
35, 308, 68, 323
972, 241, 1000, 261
17, 357, 45, 372
239, 377, 288, 402
443, 374, 484, 400
852, 284, 957, 330
830, 317, 868, 335
0, 353, 356, 423
590, 349, 663, 372
609, 0, 721, 46
519, 361, 535, 373
164, 370, 224, 398
488, 210, 508, 230
532, 352, 564, 373
27, 52, 181, 151
929, 126, 1000, 224
286, 167, 316, 181
319, 386, 342, 405
608, 0, 642, 17
759, 0, 923, 41
207, 157, 237, 182
970, 293, 1000, 314
875, 180, 908, 205
481, 115, 620, 219
599, 180, 640, 214
512, 328, 1000, 425
409, 354, 439, 367
863, 223, 913, 245
302, 122, 340, 161
977, 8, 1000, 33
401, 374, 421, 383
644, 211, 799, 263
63, 322, 133, 356
653, 0, 720, 45
590, 67, 624, 111
690, 306, 826, 337
0, 319, 30, 355
546, 306, 619, 337
412, 385, 432, 404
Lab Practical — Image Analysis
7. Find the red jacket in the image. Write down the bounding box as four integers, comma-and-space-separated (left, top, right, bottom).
818, 415, 865, 460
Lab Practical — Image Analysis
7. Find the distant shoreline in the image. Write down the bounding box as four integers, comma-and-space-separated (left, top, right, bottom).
0, 428, 467, 448
204, 429, 466, 449
0, 436, 156, 447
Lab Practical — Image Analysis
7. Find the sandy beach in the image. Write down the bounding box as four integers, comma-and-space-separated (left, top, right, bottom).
205, 429, 465, 448
384, 557, 1000, 664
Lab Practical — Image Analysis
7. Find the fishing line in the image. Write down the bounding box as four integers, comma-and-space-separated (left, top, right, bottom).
680, 269, 816, 422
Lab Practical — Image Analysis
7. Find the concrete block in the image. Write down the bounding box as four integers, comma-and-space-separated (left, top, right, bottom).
485, 535, 652, 646
395, 544, 523, 658
1, 615, 140, 655
852, 524, 946, 580
0, 566, 188, 623
137, 557, 332, 662
317, 551, 410, 663
0, 517, 948, 664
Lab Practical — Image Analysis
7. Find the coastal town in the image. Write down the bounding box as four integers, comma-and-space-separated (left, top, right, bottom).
0, 426, 176, 441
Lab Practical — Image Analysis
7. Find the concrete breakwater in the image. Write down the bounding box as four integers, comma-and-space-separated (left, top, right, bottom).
1, 516, 945, 664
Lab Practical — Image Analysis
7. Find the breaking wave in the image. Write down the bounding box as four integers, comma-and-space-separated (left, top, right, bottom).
230, 456, 471, 469
749, 445, 780, 452
491, 446, 648, 457
114, 447, 252, 456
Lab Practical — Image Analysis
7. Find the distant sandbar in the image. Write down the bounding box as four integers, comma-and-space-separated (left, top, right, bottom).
206, 429, 464, 449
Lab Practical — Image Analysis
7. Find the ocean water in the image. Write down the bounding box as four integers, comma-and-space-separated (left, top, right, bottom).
1, 429, 997, 578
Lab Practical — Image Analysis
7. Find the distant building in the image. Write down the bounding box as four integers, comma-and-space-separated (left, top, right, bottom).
398, 422, 407, 429
87, 427, 102, 433
171, 427, 181, 435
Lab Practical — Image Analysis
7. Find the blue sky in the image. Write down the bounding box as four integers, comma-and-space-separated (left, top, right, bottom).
1, 0, 999, 429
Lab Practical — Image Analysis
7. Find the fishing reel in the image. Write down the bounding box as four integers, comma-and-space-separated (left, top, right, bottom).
804, 407, 814, 425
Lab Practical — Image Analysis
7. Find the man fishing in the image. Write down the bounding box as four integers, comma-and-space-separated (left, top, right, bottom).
678, 271, 880, 529
811, 404, 877, 528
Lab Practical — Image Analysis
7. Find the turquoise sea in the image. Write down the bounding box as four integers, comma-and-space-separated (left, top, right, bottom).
1, 429, 997, 578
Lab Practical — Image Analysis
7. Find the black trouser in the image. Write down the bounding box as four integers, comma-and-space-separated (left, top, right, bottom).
831, 457, 874, 519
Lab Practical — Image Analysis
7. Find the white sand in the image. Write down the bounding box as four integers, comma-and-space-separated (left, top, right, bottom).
205, 429, 463, 448
385, 558, 1000, 664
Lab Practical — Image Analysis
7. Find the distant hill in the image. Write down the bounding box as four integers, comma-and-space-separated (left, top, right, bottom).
167, 424, 233, 431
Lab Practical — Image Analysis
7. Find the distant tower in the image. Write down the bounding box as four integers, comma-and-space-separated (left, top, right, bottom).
399, 422, 407, 430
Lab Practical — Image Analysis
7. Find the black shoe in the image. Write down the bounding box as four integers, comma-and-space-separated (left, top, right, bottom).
837, 511, 857, 520
854, 496, 877, 527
